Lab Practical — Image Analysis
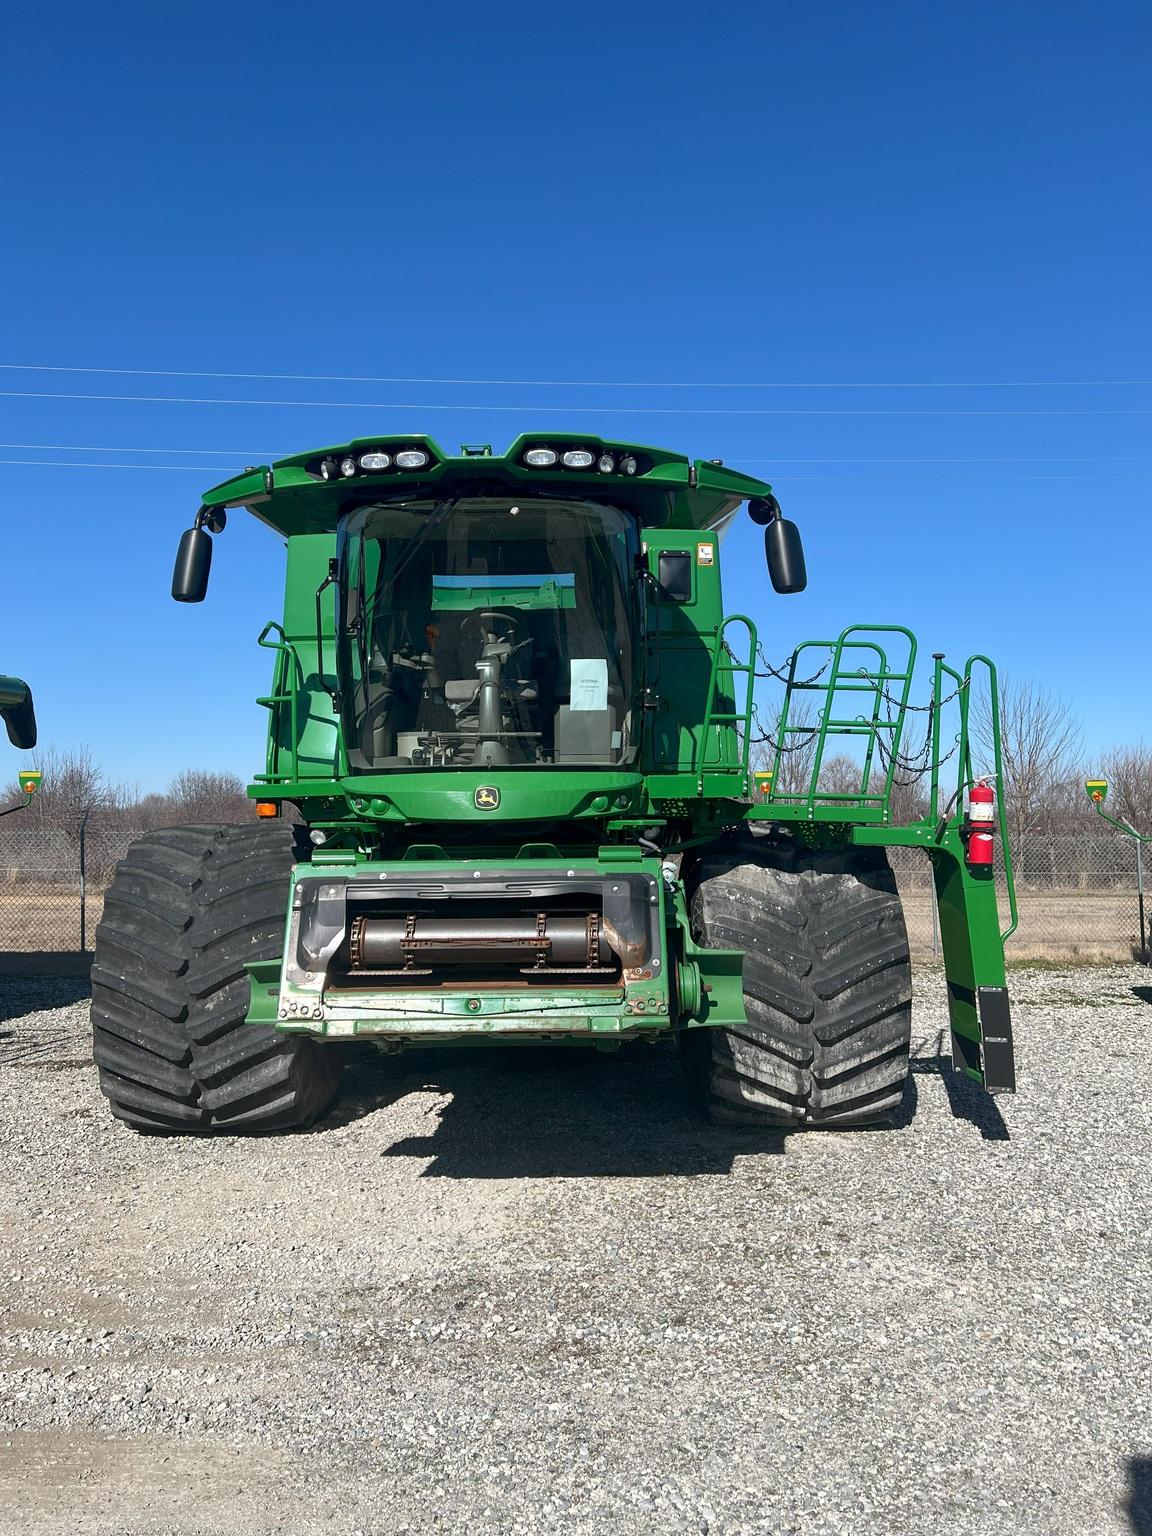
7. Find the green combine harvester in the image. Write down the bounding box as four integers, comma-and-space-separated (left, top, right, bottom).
91, 435, 1018, 1133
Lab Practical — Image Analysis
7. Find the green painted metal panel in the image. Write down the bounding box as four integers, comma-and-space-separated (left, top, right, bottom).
256, 533, 341, 782
929, 835, 1014, 1093
199, 436, 770, 538
260, 854, 672, 1040
642, 528, 740, 778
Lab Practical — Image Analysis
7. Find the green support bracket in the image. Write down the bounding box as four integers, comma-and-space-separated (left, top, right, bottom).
669, 888, 747, 1030
929, 833, 1015, 1093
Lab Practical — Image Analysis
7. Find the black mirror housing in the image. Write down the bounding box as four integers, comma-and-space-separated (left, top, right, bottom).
172, 526, 213, 603
0, 685, 36, 750
747, 494, 782, 527
765, 518, 807, 594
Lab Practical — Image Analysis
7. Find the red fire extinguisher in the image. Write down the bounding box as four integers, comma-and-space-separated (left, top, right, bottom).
966, 779, 996, 867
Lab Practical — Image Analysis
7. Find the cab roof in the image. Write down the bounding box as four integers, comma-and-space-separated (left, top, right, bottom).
198, 433, 774, 538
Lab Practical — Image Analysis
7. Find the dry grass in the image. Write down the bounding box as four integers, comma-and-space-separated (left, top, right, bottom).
899, 888, 1141, 962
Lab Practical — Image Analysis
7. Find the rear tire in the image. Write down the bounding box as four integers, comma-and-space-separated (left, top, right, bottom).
683, 835, 912, 1127
91, 823, 342, 1134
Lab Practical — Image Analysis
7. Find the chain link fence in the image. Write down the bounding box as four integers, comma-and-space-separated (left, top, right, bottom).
0, 824, 1146, 964
888, 837, 1148, 962
0, 824, 134, 953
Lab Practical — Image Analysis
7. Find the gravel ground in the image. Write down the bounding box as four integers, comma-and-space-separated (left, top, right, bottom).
1, 966, 1150, 1536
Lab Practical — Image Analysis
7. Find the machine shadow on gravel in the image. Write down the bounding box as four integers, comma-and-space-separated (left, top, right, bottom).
0, 978, 93, 1067
911, 1030, 1010, 1141
0, 977, 90, 1026
326, 1043, 919, 1178
1128, 1458, 1152, 1536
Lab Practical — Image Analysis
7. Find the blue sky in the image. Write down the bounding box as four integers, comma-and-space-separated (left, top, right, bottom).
0, 1, 1147, 790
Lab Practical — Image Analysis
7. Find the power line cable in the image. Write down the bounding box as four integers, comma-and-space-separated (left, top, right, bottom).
777, 472, 1152, 481
743, 454, 1152, 464
1, 362, 1151, 390
0, 459, 235, 471
0, 441, 277, 456
3, 388, 1152, 416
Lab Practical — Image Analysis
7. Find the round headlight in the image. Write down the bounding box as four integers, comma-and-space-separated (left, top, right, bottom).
394, 449, 430, 469
319, 457, 339, 480
340, 457, 357, 477
561, 449, 595, 469
524, 448, 557, 467
597, 454, 615, 474
359, 452, 391, 471
620, 455, 638, 476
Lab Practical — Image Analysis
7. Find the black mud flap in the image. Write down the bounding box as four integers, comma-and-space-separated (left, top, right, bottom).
976, 985, 1016, 1094
949, 983, 1016, 1095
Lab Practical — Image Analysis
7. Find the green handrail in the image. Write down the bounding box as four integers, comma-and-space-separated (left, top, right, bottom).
930, 652, 1018, 941
770, 624, 917, 816
962, 654, 1019, 942
256, 621, 303, 784
699, 615, 758, 780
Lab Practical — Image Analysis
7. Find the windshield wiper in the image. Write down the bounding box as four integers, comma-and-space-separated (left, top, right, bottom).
389, 490, 465, 588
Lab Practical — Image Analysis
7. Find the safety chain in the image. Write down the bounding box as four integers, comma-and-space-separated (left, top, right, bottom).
749, 654, 969, 786
747, 703, 822, 752
753, 642, 833, 688
880, 676, 969, 714
875, 725, 961, 786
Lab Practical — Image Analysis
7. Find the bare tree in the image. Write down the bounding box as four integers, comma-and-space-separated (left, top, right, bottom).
1035, 769, 1098, 836
866, 766, 930, 825
7, 744, 116, 831
166, 769, 251, 825
817, 752, 866, 798
975, 675, 1083, 864
752, 696, 821, 798
1097, 742, 1152, 834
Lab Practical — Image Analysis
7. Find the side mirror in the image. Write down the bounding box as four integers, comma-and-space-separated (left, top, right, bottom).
0, 678, 36, 750
765, 518, 807, 594
172, 527, 213, 602
172, 506, 226, 603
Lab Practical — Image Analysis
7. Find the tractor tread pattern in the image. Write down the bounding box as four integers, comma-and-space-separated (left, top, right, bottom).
91, 823, 341, 1134
688, 836, 912, 1126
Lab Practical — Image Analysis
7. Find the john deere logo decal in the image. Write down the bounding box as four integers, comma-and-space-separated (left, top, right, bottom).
475, 785, 500, 810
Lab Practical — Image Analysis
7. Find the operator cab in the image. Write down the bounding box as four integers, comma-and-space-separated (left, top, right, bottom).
337, 497, 640, 771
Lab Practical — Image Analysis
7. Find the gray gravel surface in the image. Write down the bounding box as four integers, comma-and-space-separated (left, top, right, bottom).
1, 967, 1149, 1536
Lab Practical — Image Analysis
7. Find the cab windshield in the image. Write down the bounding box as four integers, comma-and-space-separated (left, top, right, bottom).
338, 497, 640, 771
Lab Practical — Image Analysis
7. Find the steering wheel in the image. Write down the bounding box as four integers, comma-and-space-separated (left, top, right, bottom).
461, 609, 522, 646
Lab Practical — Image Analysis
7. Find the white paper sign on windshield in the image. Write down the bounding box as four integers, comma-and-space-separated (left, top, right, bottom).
570, 658, 609, 711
